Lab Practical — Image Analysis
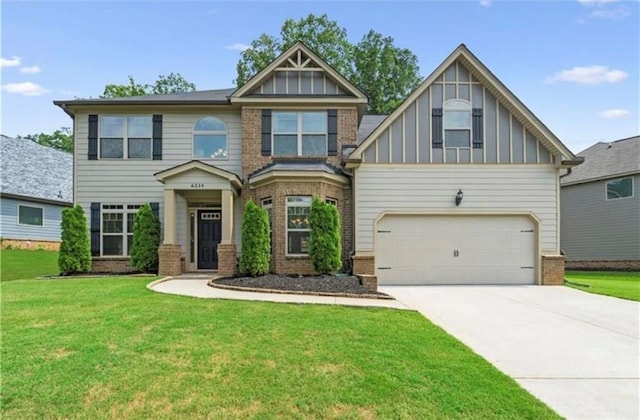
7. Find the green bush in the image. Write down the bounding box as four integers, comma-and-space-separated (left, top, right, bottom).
130, 203, 161, 273
309, 197, 342, 274
58, 204, 91, 275
240, 199, 270, 276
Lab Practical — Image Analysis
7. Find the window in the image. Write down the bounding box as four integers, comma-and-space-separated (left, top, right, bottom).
18, 205, 43, 226
193, 117, 227, 159
286, 196, 311, 255
99, 116, 152, 159
443, 99, 471, 148
262, 197, 273, 253
325, 198, 337, 206
273, 112, 327, 157
606, 177, 634, 200
101, 204, 141, 256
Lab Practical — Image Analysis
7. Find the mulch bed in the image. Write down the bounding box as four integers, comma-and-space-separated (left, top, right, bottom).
211, 274, 390, 299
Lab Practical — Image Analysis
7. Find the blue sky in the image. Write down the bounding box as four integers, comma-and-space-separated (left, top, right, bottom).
2, 0, 638, 154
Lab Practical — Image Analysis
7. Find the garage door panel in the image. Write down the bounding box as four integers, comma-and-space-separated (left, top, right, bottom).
376, 215, 535, 285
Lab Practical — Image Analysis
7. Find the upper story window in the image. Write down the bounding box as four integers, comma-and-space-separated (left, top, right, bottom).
273, 112, 327, 157
443, 99, 471, 148
99, 116, 152, 159
193, 117, 227, 159
606, 177, 634, 200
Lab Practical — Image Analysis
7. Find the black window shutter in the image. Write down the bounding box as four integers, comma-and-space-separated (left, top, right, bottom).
327, 109, 338, 156
152, 115, 163, 160
90, 202, 101, 256
261, 110, 272, 156
432, 108, 443, 149
88, 115, 98, 160
150, 202, 160, 220
472, 108, 483, 149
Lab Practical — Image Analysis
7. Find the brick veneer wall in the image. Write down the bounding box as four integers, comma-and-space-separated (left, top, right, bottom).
92, 257, 137, 274
217, 243, 237, 276
352, 255, 375, 276
158, 244, 182, 276
541, 255, 565, 285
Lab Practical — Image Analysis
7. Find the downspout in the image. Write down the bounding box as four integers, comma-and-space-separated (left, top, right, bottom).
559, 168, 572, 179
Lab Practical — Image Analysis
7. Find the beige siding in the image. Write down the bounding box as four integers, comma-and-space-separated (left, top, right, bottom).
355, 164, 559, 253
74, 111, 242, 257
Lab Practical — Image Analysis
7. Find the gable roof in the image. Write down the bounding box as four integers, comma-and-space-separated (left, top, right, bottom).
154, 160, 242, 190
350, 44, 576, 161
561, 135, 640, 186
0, 135, 72, 204
358, 115, 387, 144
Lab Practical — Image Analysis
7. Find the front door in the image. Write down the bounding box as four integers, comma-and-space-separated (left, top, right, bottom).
197, 210, 221, 270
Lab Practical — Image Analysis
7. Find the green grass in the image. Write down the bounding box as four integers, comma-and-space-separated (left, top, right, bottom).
1, 249, 59, 281
1, 277, 559, 419
565, 271, 640, 301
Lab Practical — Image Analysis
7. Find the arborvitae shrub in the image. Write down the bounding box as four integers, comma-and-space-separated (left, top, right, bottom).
240, 199, 270, 276
130, 203, 161, 273
309, 197, 342, 274
58, 204, 91, 275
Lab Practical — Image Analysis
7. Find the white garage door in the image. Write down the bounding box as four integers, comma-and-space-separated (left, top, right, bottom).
375, 215, 536, 285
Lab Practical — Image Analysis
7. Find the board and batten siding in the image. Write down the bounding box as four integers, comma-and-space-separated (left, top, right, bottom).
0, 197, 69, 241
361, 60, 553, 165
355, 164, 559, 253
74, 111, 243, 255
561, 175, 640, 261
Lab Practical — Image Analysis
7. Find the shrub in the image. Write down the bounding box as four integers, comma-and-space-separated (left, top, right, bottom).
309, 197, 342, 274
58, 204, 91, 275
240, 199, 270, 276
130, 203, 161, 273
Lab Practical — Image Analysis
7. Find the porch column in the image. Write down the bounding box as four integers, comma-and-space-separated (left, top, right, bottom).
221, 189, 234, 244
163, 188, 177, 244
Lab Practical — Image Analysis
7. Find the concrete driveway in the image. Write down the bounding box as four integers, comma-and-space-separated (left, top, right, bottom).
379, 285, 640, 420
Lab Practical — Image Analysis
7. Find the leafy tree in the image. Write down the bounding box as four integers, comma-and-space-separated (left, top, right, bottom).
130, 203, 161, 273
102, 75, 150, 98
309, 197, 342, 274
234, 14, 421, 114
18, 127, 73, 153
101, 73, 195, 98
240, 199, 270, 276
58, 205, 91, 275
353, 30, 422, 114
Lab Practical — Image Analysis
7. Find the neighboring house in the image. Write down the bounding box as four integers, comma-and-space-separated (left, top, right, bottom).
54, 42, 580, 285
0, 135, 73, 249
560, 136, 639, 270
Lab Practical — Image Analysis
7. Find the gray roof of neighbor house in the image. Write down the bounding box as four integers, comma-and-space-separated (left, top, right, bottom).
561, 135, 640, 185
358, 115, 387, 144
54, 88, 236, 107
0, 135, 73, 204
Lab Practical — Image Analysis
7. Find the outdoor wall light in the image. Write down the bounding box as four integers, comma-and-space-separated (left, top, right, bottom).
455, 189, 464, 206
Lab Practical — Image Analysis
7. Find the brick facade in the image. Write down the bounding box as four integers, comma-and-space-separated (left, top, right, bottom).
217, 243, 237, 276
92, 257, 137, 274
352, 255, 375, 276
158, 244, 182, 276
541, 255, 565, 285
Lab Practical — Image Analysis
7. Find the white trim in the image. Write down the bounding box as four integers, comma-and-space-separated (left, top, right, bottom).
285, 196, 312, 256
99, 115, 153, 160
99, 203, 142, 257
271, 111, 327, 157
17, 204, 44, 227
605, 177, 635, 200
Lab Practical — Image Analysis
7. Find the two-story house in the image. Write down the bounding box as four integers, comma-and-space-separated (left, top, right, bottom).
54, 42, 581, 286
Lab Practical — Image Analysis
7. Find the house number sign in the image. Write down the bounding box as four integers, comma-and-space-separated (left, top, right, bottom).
190, 183, 205, 189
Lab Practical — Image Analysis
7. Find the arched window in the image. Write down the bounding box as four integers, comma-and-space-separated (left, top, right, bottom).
193, 117, 227, 159
443, 99, 471, 148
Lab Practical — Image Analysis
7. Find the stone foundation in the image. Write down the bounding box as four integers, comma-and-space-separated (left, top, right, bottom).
352, 255, 375, 276
217, 243, 237, 276
542, 255, 565, 285
91, 257, 137, 274
358, 274, 377, 292
565, 260, 640, 272
158, 244, 182, 276
1, 238, 61, 251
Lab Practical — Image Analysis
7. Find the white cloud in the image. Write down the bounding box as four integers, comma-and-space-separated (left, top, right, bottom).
2, 82, 50, 96
546, 65, 628, 84
589, 7, 630, 19
479, 0, 492, 7
1, 56, 21, 67
577, 0, 630, 20
598, 109, 632, 119
225, 43, 251, 52
577, 0, 620, 5
20, 66, 41, 74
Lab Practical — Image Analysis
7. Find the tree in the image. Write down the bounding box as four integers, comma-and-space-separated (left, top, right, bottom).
309, 197, 342, 274
58, 205, 91, 275
130, 203, 161, 273
102, 75, 149, 98
101, 73, 196, 98
234, 14, 421, 114
239, 199, 270, 276
353, 30, 422, 115
18, 127, 73, 153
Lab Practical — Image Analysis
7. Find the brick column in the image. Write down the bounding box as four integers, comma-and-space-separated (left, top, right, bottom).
541, 255, 565, 285
352, 255, 375, 275
158, 244, 182, 276
217, 243, 237, 277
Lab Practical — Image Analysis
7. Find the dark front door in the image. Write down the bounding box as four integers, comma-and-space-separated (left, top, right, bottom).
197, 210, 221, 270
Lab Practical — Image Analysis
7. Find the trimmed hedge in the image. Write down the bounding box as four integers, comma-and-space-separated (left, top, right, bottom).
130, 203, 161, 273
309, 197, 342, 274
58, 204, 91, 275
240, 199, 270, 276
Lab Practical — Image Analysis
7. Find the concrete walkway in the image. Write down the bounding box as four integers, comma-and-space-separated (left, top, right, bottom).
380, 285, 640, 420
148, 275, 410, 310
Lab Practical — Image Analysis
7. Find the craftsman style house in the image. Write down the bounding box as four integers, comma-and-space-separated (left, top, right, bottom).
54, 42, 580, 285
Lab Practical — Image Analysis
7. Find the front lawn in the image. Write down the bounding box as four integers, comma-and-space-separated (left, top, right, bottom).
1, 249, 59, 281
565, 271, 640, 301
1, 278, 559, 419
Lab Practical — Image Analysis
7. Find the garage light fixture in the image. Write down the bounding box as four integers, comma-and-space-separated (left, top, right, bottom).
455, 189, 464, 206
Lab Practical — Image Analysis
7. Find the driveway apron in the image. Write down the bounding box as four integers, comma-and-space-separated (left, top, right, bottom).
379, 285, 640, 420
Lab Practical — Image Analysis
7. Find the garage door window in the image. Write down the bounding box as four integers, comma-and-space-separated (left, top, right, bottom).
286, 196, 311, 255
